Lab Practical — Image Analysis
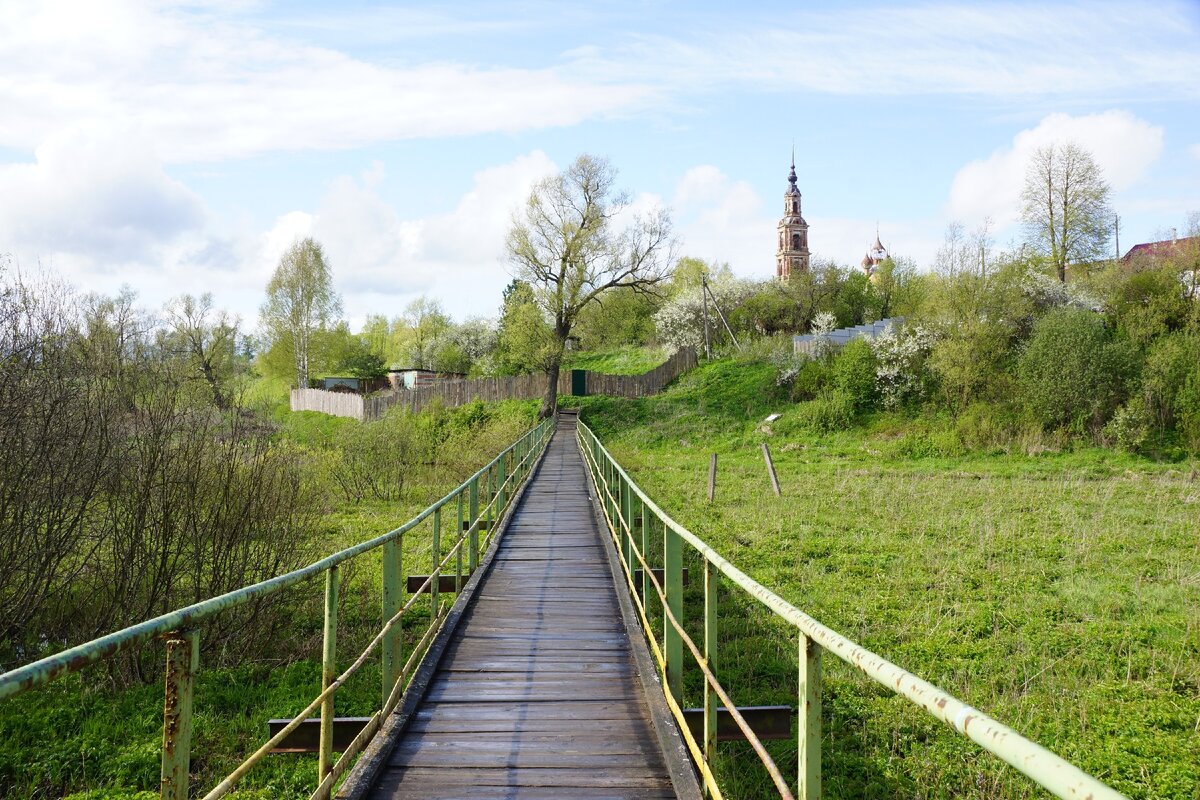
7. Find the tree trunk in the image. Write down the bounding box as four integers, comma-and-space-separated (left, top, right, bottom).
539, 361, 560, 419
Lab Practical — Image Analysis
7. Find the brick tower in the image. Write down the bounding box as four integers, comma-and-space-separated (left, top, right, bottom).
776, 155, 810, 280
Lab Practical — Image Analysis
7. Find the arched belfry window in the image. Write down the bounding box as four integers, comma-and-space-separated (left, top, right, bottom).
792, 233, 801, 250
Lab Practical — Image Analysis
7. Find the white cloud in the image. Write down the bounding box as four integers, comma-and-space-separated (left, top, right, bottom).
673, 166, 773, 275
0, 2, 656, 163
578, 2, 1200, 100
671, 166, 943, 275
1191, 144, 1200, 162
0, 127, 205, 264
947, 110, 1164, 228
303, 151, 558, 324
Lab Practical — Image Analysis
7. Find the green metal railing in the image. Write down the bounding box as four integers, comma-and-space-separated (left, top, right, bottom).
576, 420, 1125, 800
0, 418, 554, 800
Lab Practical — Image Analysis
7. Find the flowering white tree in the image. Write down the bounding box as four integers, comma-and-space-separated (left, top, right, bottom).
653, 276, 754, 352
869, 323, 937, 410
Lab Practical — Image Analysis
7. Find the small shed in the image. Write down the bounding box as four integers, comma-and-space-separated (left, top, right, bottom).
323, 376, 364, 393
387, 369, 468, 391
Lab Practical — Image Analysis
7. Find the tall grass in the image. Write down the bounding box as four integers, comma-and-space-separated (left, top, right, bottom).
580, 359, 1199, 799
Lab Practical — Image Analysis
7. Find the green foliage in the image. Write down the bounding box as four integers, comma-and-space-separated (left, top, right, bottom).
928, 319, 1015, 410
952, 402, 1024, 453
1107, 265, 1194, 344
790, 358, 829, 401
563, 346, 668, 375
577, 358, 1200, 799
789, 390, 855, 433
572, 286, 659, 350
830, 339, 878, 411
259, 237, 342, 388
1018, 308, 1137, 432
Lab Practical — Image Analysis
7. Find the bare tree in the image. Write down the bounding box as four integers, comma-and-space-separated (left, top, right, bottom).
260, 237, 342, 388
163, 293, 240, 409
505, 154, 676, 416
1020, 142, 1113, 283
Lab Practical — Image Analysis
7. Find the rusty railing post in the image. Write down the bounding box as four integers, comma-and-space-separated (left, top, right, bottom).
799, 632, 822, 799
160, 629, 199, 800
319, 565, 340, 780
381, 535, 403, 709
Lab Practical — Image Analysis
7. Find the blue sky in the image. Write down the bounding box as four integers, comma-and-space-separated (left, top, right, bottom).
1, 0, 1198, 326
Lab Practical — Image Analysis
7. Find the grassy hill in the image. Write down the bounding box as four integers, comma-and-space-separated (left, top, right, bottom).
576, 357, 1199, 800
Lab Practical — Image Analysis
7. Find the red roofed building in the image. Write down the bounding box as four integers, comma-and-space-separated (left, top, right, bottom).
1122, 230, 1200, 264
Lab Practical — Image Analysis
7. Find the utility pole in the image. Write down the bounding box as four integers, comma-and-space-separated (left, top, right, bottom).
1114, 214, 1121, 260
700, 276, 712, 359
704, 279, 741, 351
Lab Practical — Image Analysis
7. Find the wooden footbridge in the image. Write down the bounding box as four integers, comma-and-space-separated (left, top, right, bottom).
0, 413, 1126, 800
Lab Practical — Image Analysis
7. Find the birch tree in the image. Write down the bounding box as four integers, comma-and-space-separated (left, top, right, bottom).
260, 237, 341, 388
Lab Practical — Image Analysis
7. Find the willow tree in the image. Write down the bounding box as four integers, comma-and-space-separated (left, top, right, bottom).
505, 154, 676, 417
1020, 142, 1112, 283
260, 237, 341, 389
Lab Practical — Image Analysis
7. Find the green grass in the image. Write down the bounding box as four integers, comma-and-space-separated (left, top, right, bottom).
0, 405, 537, 800
578, 358, 1200, 800
563, 345, 669, 375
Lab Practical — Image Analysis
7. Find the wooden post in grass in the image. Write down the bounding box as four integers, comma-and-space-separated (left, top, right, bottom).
762, 443, 781, 497
707, 454, 717, 502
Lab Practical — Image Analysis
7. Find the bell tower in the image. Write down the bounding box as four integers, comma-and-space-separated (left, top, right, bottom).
776, 154, 810, 280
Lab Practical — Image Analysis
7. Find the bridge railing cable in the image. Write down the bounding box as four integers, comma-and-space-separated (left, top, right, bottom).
575, 420, 1125, 800
0, 417, 555, 800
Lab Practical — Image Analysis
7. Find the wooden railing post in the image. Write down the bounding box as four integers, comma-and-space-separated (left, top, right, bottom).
664, 523, 683, 703
381, 535, 403, 708
799, 633, 822, 800
160, 629, 199, 800
319, 565, 340, 780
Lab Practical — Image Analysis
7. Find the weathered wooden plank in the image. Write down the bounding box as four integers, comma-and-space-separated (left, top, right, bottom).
360, 415, 690, 799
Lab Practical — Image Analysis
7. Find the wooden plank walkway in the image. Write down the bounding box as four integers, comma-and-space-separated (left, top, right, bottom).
364, 415, 695, 799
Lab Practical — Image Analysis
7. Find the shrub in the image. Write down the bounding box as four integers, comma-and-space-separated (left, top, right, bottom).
1104, 397, 1154, 454
869, 323, 935, 410
928, 320, 1012, 410
793, 390, 855, 433
954, 402, 1023, 452
1017, 308, 1138, 432
790, 358, 829, 401
1141, 333, 1200, 432
831, 339, 878, 411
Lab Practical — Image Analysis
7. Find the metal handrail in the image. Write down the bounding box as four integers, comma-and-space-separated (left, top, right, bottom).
0, 417, 555, 800
576, 420, 1125, 800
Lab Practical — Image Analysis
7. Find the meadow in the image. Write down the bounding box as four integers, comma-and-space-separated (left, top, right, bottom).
575, 359, 1200, 799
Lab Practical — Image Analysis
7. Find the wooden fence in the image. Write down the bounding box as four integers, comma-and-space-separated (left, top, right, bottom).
290, 388, 365, 420
290, 348, 698, 421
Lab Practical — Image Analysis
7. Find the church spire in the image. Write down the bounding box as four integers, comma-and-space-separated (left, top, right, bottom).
776, 151, 810, 280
